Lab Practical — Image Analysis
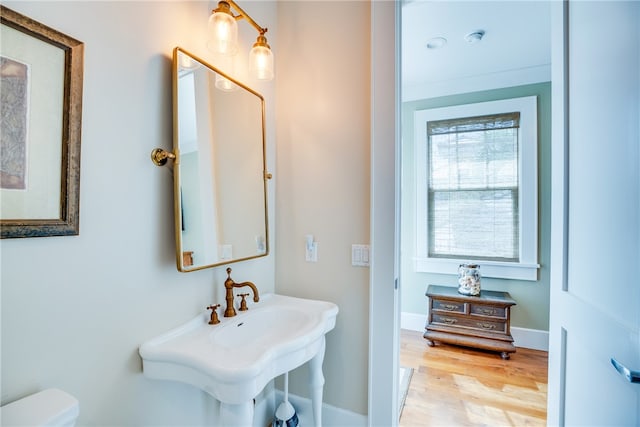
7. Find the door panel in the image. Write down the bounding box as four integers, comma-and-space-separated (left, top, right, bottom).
567, 0, 640, 327
548, 1, 640, 425
561, 301, 639, 425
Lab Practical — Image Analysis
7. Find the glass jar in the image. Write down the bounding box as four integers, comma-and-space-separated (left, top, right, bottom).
458, 264, 481, 296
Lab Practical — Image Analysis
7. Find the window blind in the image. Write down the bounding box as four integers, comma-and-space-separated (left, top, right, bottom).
427, 112, 520, 261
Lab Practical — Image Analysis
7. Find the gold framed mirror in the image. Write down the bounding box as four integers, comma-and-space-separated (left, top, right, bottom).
171, 47, 269, 272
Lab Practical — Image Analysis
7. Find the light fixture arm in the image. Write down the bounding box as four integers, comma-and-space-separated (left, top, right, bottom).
217, 0, 268, 36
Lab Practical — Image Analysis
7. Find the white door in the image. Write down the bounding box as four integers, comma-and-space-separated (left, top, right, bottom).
548, 1, 640, 425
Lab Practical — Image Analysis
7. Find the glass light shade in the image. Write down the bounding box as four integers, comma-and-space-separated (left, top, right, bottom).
249, 44, 274, 81
215, 74, 238, 92
213, 53, 238, 92
207, 11, 238, 55
178, 54, 200, 71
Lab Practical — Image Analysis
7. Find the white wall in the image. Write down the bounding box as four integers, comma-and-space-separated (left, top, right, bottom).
1, 1, 277, 425
274, 1, 371, 416
1, 0, 375, 423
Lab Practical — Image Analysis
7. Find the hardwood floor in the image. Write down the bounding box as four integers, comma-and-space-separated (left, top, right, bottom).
399, 329, 548, 427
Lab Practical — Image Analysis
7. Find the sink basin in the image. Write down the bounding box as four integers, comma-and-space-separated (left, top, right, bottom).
214, 304, 314, 350
139, 293, 338, 426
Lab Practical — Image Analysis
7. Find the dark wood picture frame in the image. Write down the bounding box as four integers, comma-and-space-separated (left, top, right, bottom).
0, 6, 84, 238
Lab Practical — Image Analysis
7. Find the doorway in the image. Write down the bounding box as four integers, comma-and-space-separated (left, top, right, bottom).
397, 0, 552, 424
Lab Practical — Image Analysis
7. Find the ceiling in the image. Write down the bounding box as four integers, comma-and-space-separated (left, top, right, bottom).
402, 1, 551, 96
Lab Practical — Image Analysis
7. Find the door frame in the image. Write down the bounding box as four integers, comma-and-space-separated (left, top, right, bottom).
369, 1, 559, 425
368, 0, 401, 425
547, 0, 569, 423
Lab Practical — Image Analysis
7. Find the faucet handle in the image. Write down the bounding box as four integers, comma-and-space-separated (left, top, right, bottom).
207, 304, 221, 325
237, 293, 250, 311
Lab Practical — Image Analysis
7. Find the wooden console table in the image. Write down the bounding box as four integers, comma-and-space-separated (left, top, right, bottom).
424, 284, 517, 359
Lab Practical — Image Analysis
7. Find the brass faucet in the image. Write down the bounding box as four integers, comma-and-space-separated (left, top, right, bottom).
207, 304, 220, 325
224, 268, 259, 317
237, 293, 250, 311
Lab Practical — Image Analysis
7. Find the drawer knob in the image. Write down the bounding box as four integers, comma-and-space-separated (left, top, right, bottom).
478, 323, 496, 330
479, 308, 497, 315
443, 304, 458, 310
443, 318, 457, 324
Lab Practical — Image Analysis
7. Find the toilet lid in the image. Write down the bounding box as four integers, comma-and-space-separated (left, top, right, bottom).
0, 388, 79, 426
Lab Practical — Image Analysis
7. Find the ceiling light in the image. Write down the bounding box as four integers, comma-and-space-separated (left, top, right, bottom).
207, 0, 274, 81
465, 30, 485, 44
426, 37, 447, 50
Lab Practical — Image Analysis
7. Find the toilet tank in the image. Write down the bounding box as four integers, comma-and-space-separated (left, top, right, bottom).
0, 389, 79, 427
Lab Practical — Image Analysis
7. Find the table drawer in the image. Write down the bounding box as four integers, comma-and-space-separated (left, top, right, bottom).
432, 313, 507, 334
432, 299, 466, 313
469, 304, 507, 319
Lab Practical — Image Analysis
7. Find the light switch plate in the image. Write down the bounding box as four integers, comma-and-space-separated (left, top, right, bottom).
220, 244, 233, 260
305, 242, 318, 262
352, 244, 370, 267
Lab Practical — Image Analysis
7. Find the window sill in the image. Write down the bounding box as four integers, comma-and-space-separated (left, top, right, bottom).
414, 257, 540, 281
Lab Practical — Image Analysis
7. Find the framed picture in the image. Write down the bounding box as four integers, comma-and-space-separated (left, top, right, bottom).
0, 6, 84, 238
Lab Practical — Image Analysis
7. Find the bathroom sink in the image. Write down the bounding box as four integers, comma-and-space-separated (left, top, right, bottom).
139, 293, 338, 426
213, 303, 315, 351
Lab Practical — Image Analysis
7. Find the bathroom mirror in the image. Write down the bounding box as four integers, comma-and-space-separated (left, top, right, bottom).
171, 47, 269, 272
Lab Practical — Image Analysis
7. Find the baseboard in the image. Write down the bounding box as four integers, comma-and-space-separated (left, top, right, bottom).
401, 311, 549, 351
255, 389, 366, 427
510, 326, 549, 351
401, 312, 426, 332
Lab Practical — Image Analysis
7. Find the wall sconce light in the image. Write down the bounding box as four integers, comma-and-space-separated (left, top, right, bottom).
207, 0, 274, 81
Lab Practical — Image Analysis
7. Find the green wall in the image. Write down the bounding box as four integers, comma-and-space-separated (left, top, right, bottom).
401, 82, 551, 331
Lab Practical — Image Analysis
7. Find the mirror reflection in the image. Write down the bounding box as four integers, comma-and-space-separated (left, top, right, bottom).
173, 47, 269, 272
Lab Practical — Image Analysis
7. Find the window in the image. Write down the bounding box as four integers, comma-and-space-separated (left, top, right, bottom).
414, 97, 539, 280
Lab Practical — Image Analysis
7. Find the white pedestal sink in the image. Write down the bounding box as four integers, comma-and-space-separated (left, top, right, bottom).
139, 293, 339, 426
